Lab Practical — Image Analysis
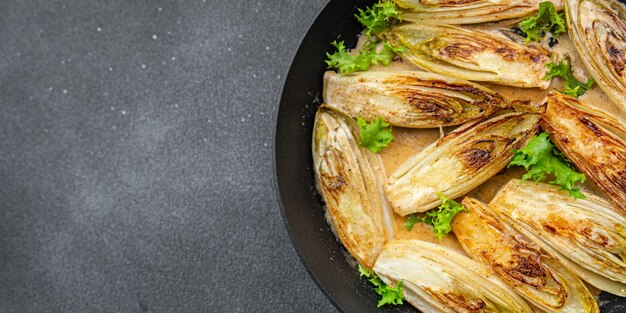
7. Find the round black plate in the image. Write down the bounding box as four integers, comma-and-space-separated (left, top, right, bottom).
274, 0, 625, 312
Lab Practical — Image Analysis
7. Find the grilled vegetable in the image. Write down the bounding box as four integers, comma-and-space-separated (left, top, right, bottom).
373, 239, 534, 312
490, 179, 626, 296
395, 0, 563, 25
385, 24, 552, 88
452, 198, 599, 312
312, 107, 395, 267
323, 71, 505, 128
541, 92, 626, 211
386, 108, 542, 215
565, 0, 626, 110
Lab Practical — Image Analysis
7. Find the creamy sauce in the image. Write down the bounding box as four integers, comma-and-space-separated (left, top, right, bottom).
320, 18, 626, 308
341, 23, 626, 257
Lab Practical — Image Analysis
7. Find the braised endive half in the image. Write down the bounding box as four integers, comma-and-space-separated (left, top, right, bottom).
386, 108, 542, 215
491, 179, 626, 296
565, 0, 626, 109
323, 71, 505, 128
384, 24, 551, 88
452, 198, 599, 312
395, 0, 563, 25
542, 92, 626, 211
312, 107, 395, 268
373, 239, 534, 312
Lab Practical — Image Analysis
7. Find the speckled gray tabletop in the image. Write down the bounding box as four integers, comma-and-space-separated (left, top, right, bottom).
0, 0, 336, 312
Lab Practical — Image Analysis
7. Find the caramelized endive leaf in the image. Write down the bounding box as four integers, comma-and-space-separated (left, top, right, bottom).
395, 0, 563, 25
312, 107, 395, 268
373, 239, 534, 313
452, 198, 599, 312
490, 179, 626, 296
323, 71, 505, 128
565, 0, 626, 110
542, 92, 626, 211
385, 24, 551, 88
386, 108, 542, 215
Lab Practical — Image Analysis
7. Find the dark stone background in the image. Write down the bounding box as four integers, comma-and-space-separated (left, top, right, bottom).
0, 0, 336, 312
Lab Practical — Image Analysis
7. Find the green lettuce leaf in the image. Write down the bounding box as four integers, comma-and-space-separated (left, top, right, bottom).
325, 41, 399, 75
545, 56, 595, 97
518, 1, 566, 43
357, 117, 393, 153
358, 265, 404, 308
355, 1, 401, 37
326, 1, 402, 74
508, 132, 586, 199
405, 194, 468, 239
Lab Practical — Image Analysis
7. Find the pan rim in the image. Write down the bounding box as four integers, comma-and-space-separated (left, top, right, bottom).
273, 0, 626, 312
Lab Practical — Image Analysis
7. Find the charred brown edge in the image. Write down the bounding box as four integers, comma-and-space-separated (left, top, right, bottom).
313, 108, 380, 268
424, 288, 487, 312
436, 111, 539, 147
398, 24, 551, 64
542, 93, 626, 212
458, 198, 569, 307
385, 75, 504, 125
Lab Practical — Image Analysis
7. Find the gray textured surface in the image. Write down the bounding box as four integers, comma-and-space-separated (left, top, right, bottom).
0, 0, 335, 312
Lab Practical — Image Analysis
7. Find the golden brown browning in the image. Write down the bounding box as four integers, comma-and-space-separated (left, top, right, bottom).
395, 0, 563, 24
453, 200, 549, 289
424, 289, 488, 312
490, 179, 626, 296
385, 24, 551, 88
452, 197, 598, 312
387, 107, 542, 215
312, 107, 395, 268
565, 0, 626, 110
373, 240, 534, 312
542, 92, 626, 212
323, 71, 505, 128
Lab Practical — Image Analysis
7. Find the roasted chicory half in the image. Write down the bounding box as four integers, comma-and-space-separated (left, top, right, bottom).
565, 0, 626, 110
542, 92, 626, 211
373, 239, 534, 312
395, 0, 563, 25
452, 198, 599, 312
384, 24, 551, 88
386, 108, 542, 215
323, 71, 505, 128
490, 179, 626, 296
312, 107, 395, 268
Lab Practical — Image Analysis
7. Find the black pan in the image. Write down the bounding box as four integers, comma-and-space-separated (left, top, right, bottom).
274, 1, 626, 311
